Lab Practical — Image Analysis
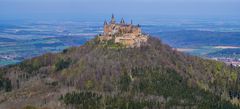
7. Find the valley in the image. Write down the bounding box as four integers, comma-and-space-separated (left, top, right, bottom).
1, 19, 240, 67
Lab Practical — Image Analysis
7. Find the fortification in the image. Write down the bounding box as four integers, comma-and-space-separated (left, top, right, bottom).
98, 15, 148, 47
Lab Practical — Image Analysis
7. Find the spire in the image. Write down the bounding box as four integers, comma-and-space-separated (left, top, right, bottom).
112, 14, 114, 19
104, 20, 108, 26
120, 18, 125, 24
110, 14, 115, 24
131, 20, 133, 25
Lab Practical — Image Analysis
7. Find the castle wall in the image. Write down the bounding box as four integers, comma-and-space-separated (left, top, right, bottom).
104, 24, 141, 36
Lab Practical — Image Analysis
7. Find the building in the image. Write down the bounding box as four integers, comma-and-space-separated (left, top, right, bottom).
99, 15, 148, 47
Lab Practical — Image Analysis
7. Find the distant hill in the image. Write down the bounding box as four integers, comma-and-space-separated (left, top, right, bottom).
0, 36, 240, 109
0, 37, 16, 42
157, 30, 240, 48
208, 48, 240, 58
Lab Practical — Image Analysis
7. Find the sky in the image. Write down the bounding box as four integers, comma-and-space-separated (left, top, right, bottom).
0, 0, 239, 21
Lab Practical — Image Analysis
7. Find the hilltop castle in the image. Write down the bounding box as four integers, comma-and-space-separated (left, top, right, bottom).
98, 15, 148, 47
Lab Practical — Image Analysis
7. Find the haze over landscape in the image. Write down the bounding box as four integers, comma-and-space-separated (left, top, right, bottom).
0, 0, 240, 66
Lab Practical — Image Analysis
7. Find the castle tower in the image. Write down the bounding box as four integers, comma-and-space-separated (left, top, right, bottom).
103, 20, 109, 35
120, 18, 125, 24
104, 20, 107, 25
110, 14, 116, 24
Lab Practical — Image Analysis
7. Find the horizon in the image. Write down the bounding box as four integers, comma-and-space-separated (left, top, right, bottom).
0, 0, 240, 22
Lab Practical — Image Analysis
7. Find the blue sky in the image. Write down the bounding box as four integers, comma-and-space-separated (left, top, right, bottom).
0, 0, 239, 21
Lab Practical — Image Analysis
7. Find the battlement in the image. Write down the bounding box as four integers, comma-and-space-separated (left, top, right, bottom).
99, 15, 148, 48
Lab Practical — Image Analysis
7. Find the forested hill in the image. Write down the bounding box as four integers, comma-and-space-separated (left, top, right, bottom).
0, 36, 240, 109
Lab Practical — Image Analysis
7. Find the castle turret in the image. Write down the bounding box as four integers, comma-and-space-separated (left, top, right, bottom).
110, 14, 116, 24
120, 18, 125, 24
104, 20, 108, 26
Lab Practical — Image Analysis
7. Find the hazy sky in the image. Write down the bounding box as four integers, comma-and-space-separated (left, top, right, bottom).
0, 0, 239, 21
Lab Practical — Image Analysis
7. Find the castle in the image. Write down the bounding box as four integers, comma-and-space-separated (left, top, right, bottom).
98, 15, 148, 47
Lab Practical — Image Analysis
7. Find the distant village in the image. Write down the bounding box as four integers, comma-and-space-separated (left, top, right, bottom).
98, 15, 148, 47
211, 57, 240, 67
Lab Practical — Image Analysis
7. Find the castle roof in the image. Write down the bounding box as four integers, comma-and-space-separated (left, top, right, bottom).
104, 20, 108, 25
110, 14, 116, 24
104, 15, 140, 28
120, 18, 125, 24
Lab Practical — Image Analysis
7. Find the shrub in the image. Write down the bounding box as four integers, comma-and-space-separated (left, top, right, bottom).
55, 58, 71, 71
22, 105, 38, 109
